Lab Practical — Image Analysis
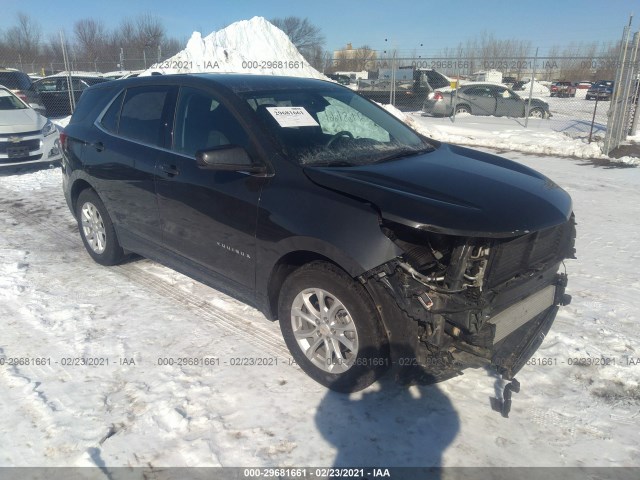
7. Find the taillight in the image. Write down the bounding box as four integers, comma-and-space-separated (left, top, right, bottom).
59, 132, 67, 151
433, 91, 444, 101
16, 90, 28, 102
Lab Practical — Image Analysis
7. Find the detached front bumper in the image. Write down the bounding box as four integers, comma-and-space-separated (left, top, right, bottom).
364, 266, 569, 384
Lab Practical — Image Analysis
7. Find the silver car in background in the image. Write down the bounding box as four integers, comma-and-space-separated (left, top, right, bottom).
0, 86, 61, 168
422, 83, 551, 118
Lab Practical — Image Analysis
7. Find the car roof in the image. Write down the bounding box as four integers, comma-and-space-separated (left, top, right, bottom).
88, 73, 340, 94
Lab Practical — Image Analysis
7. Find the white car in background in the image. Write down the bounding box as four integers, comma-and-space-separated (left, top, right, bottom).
0, 86, 61, 168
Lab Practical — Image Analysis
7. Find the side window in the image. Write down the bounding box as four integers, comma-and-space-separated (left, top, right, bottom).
118, 86, 171, 147
100, 91, 125, 133
33, 79, 57, 93
173, 86, 249, 157
72, 79, 90, 91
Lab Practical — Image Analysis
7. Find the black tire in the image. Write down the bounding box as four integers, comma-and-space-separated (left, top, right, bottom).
76, 189, 124, 266
454, 104, 471, 115
278, 261, 390, 392
529, 107, 545, 119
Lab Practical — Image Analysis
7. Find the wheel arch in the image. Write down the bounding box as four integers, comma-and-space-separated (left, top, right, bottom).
454, 103, 471, 114
69, 178, 95, 217
264, 249, 358, 321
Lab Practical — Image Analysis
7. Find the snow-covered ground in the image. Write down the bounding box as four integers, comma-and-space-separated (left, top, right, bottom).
1, 149, 639, 469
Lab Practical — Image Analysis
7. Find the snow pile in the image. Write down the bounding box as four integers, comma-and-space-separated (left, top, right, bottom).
515, 80, 550, 95
392, 110, 639, 165
142, 17, 326, 79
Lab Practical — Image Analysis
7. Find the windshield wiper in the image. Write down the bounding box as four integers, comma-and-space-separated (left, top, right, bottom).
374, 146, 434, 164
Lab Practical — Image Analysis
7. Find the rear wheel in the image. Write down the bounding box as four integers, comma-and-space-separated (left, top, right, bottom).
278, 261, 390, 392
76, 189, 124, 266
454, 104, 471, 115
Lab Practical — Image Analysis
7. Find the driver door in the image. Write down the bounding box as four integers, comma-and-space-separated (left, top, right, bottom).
494, 86, 525, 117
156, 86, 267, 291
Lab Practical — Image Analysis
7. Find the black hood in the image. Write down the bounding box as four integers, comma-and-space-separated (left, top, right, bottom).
303, 144, 572, 238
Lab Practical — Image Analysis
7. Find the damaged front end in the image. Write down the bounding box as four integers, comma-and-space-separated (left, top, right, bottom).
360, 216, 576, 385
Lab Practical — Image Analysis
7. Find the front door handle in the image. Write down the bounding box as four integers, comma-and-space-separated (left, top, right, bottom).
160, 164, 179, 177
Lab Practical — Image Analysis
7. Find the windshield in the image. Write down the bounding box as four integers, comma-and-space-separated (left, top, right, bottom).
0, 89, 27, 110
242, 87, 434, 166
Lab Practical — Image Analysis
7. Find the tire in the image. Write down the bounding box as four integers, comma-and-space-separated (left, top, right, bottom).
278, 261, 390, 392
76, 189, 125, 266
454, 104, 471, 115
529, 107, 545, 119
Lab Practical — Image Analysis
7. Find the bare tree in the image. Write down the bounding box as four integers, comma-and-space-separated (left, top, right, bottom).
74, 18, 107, 63
353, 45, 376, 71
270, 16, 325, 69
4, 12, 41, 61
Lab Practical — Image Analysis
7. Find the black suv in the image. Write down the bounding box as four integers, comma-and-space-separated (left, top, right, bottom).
0, 68, 44, 113
62, 74, 575, 393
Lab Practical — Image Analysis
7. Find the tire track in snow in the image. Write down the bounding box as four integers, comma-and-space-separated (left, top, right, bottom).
0, 186, 289, 358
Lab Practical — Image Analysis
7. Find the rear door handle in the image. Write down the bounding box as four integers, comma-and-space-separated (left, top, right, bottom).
160, 164, 179, 177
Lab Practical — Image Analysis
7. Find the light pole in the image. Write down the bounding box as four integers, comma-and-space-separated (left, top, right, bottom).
384, 38, 396, 105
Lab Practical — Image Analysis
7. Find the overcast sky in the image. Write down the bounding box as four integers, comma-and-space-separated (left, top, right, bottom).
0, 0, 636, 56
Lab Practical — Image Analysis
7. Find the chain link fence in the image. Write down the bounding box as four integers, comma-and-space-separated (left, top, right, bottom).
2, 49, 639, 156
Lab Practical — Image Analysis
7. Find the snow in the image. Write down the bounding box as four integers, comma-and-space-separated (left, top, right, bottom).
402, 101, 639, 165
141, 17, 327, 80
1, 149, 639, 468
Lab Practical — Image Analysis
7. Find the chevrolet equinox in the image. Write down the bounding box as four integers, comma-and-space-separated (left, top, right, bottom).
61, 74, 576, 393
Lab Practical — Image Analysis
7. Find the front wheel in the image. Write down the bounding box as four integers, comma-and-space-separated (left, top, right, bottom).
528, 107, 545, 119
76, 189, 125, 266
278, 262, 390, 392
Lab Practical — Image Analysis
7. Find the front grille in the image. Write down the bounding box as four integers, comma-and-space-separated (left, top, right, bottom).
485, 220, 574, 289
0, 139, 40, 154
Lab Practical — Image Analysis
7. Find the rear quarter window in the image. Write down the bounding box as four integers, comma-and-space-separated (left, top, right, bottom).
70, 85, 121, 125
117, 86, 172, 146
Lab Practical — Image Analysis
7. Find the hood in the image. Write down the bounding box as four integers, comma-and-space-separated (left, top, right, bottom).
303, 144, 572, 238
0, 108, 45, 133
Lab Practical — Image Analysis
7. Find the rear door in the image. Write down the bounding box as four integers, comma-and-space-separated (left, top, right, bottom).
85, 84, 178, 244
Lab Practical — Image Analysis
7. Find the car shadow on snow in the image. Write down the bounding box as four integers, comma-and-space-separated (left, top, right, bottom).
315, 345, 460, 476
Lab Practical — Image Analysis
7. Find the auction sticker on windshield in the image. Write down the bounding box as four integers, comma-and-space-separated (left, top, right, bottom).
266, 106, 320, 128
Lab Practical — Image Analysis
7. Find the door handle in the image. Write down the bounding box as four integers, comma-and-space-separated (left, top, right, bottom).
89, 141, 104, 152
160, 164, 179, 177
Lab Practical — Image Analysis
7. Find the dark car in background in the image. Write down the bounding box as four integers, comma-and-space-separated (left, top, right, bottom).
0, 68, 45, 113
422, 83, 551, 118
61, 74, 574, 394
31, 74, 111, 117
586, 80, 614, 100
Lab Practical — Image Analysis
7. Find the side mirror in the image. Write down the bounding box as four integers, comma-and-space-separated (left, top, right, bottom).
195, 145, 266, 174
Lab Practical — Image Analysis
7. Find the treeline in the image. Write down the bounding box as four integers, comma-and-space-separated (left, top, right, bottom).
0, 12, 183, 73
431, 32, 622, 81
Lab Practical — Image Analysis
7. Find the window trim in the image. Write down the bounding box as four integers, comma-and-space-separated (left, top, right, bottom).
94, 85, 177, 149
